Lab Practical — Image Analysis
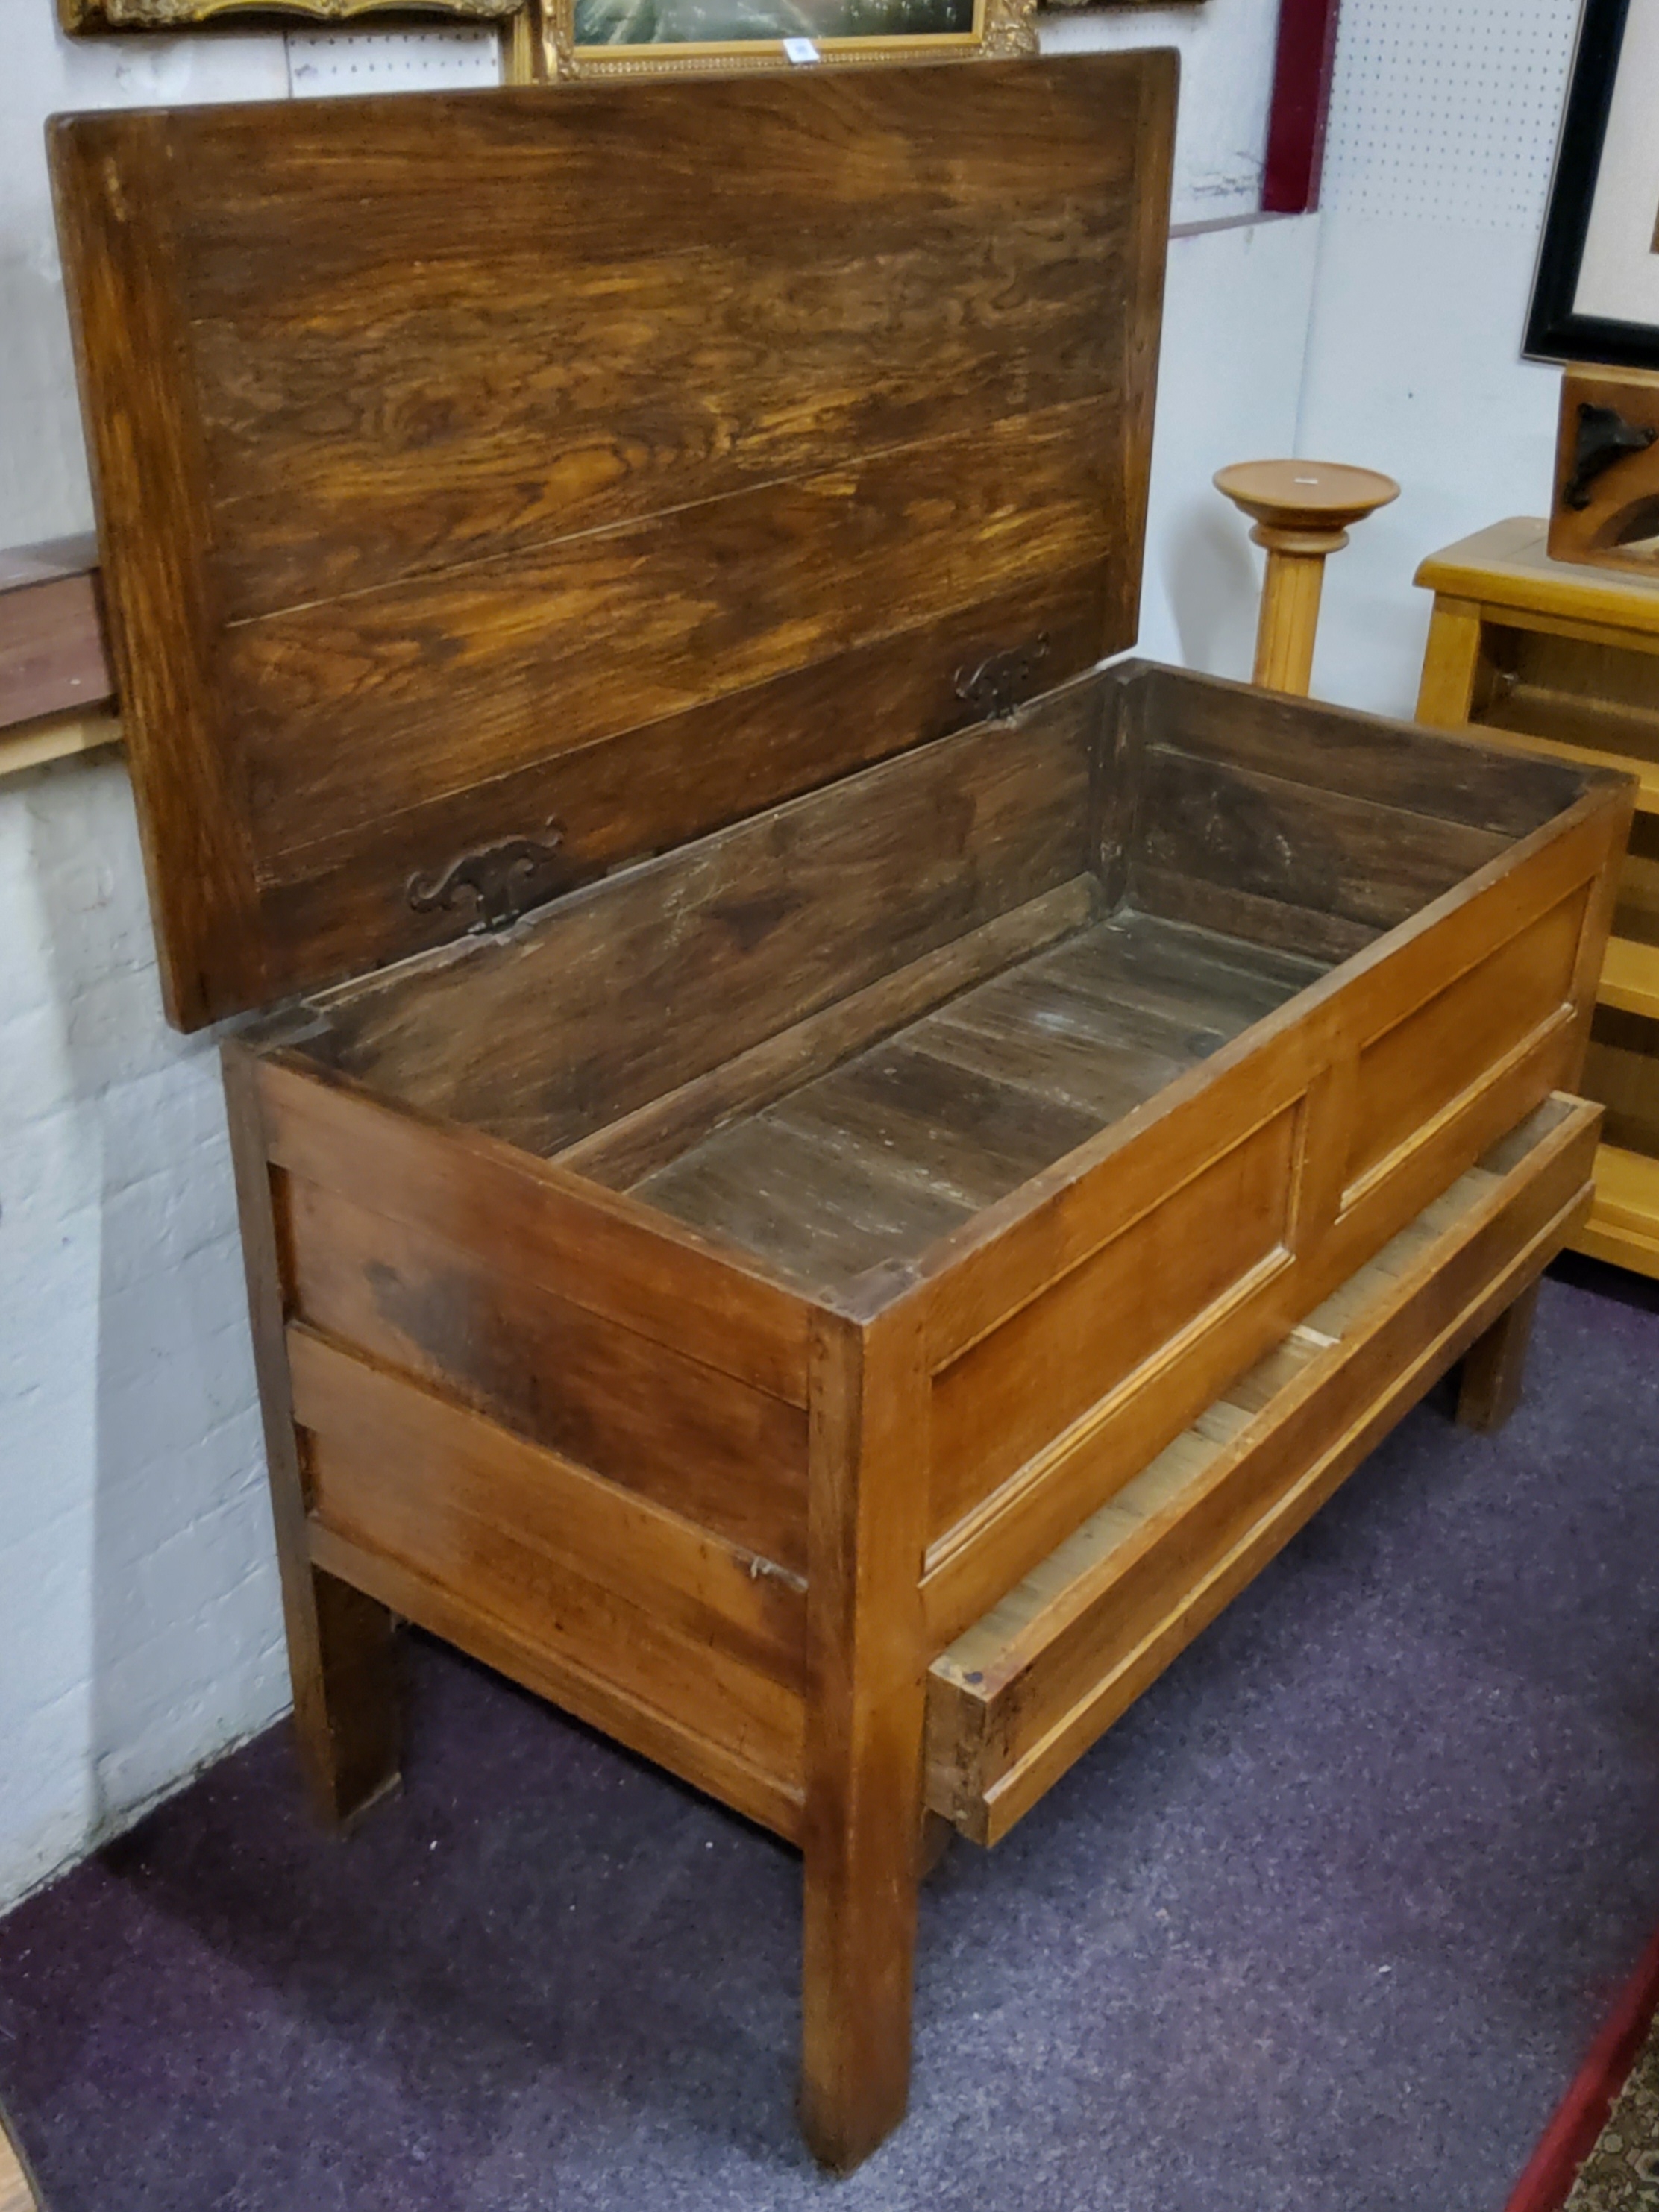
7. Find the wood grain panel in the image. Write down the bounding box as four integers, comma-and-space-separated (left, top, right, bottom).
252, 570, 1110, 1002
49, 56, 1173, 1028
226, 398, 1117, 861
310, 702, 1094, 1155
283, 1176, 809, 1574
926, 1095, 1599, 1842
929, 1103, 1299, 1539
292, 1328, 807, 1761
192, 223, 1131, 620
247, 1046, 813, 1405
1345, 887, 1589, 1190
1132, 660, 1588, 835
1135, 747, 1514, 940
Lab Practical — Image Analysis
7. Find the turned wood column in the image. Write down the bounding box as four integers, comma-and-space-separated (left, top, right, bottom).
1214, 459, 1400, 696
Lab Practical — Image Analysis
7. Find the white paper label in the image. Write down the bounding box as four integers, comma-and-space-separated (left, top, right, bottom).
783, 36, 820, 61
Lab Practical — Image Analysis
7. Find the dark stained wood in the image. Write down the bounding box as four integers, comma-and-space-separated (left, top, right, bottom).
305, 700, 1096, 1157
1135, 747, 1514, 941
283, 1178, 810, 1574
292, 1325, 807, 1701
556, 878, 1104, 1191
222, 1043, 401, 1828
256, 1051, 815, 1406
1132, 659, 1589, 837
48, 57, 1176, 1030
0, 536, 113, 732
51, 128, 260, 1030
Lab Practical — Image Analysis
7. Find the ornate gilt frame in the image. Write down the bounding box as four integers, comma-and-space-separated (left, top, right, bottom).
61, 0, 514, 29
508, 0, 1034, 85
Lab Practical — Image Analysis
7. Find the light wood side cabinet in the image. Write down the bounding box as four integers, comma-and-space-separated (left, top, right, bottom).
1417, 517, 1659, 1277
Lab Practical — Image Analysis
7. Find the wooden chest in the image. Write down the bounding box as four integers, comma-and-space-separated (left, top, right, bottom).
51, 57, 1631, 2171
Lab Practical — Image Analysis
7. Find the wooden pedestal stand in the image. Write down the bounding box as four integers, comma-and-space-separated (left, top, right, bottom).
1215, 459, 1400, 695
1417, 518, 1659, 1279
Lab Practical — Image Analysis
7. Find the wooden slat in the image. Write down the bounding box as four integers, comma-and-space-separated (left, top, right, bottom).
1600, 934, 1659, 1023
0, 538, 113, 732
556, 877, 1103, 1190
1136, 658, 1587, 837
248, 1048, 814, 1406
283, 1175, 810, 1574
311, 1521, 804, 1843
308, 697, 1095, 1160
291, 1324, 806, 1690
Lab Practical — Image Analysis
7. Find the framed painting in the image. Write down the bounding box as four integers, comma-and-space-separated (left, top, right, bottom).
1527, 0, 1659, 371
513, 0, 1034, 80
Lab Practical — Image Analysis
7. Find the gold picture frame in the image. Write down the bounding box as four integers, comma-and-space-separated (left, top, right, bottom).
61, 0, 515, 32
509, 0, 1034, 85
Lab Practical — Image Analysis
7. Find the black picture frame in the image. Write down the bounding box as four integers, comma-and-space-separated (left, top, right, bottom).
1525, 0, 1659, 372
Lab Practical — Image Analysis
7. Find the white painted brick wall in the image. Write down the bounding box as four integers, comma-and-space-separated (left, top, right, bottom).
0, 756, 286, 1909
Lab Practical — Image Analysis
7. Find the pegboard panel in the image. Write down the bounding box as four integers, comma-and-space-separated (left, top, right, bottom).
1323, 0, 1578, 230
286, 28, 503, 98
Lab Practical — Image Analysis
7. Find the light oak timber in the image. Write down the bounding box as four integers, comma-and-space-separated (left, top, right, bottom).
1213, 459, 1399, 696
1600, 935, 1659, 1023
1415, 515, 1655, 1279
926, 1096, 1600, 1843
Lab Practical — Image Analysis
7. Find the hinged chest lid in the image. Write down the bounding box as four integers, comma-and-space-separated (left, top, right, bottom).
50, 52, 1176, 1031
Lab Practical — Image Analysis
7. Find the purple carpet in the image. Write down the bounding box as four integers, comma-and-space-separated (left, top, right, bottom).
3, 1263, 1659, 2212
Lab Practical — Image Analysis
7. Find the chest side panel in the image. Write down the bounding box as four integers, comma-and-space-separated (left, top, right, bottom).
50, 54, 1176, 1029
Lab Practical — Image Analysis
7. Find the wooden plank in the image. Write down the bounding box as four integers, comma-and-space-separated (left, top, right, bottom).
225, 397, 1121, 863
769, 1039, 1103, 1214
556, 877, 1103, 1190
927, 1094, 1600, 1842
0, 551, 113, 731
1135, 745, 1517, 940
257, 570, 1111, 1005
928, 1102, 1299, 1539
1345, 886, 1589, 1190
283, 1176, 810, 1574
639, 1116, 975, 1298
800, 1304, 931, 2173
1147, 658, 1586, 835
1600, 934, 1659, 1022
51, 123, 263, 1031
221, 1042, 401, 1829
254, 1051, 814, 1406
291, 1324, 806, 1694
310, 1521, 803, 1843
308, 698, 1094, 1159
